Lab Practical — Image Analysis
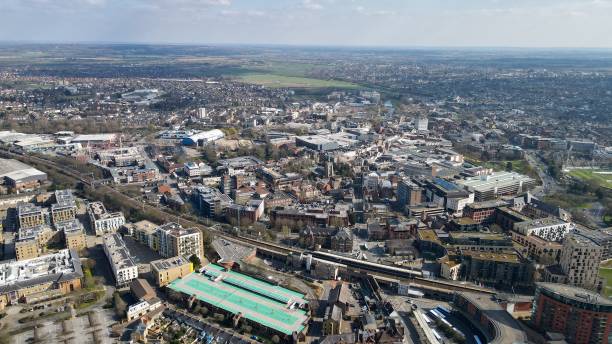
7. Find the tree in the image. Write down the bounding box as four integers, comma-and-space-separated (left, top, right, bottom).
505, 161, 513, 172
271, 335, 281, 344
202, 145, 217, 164
199, 306, 209, 317
113, 292, 127, 318
189, 254, 202, 270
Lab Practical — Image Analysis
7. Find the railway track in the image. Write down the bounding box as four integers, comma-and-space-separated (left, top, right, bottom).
2, 148, 496, 296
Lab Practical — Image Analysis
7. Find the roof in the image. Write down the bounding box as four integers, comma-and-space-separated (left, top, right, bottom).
455, 292, 527, 344
71, 133, 117, 142
458, 171, 535, 192
0, 249, 83, 294
0, 158, 47, 183
212, 239, 255, 264
151, 256, 191, 271
168, 265, 308, 335
462, 251, 521, 263
131, 278, 156, 301
536, 282, 612, 308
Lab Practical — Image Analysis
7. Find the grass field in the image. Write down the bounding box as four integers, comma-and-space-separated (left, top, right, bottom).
568, 169, 612, 189
599, 266, 612, 298
237, 73, 359, 89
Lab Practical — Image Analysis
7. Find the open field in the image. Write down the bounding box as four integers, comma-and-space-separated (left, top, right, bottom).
236, 73, 358, 89
568, 169, 612, 189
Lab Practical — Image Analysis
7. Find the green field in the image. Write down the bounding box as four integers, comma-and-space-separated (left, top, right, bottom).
237, 73, 358, 89
599, 266, 612, 298
568, 169, 612, 189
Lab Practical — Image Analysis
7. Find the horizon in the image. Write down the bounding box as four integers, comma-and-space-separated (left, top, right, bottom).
2, 40, 612, 52
2, 0, 612, 48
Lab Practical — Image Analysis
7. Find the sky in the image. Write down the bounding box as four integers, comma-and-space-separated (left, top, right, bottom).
1, 0, 612, 48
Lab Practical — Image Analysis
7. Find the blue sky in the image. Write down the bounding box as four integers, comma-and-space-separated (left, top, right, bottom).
1, 0, 611, 47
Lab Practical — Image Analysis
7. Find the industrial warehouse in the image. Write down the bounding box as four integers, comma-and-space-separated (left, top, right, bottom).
168, 264, 309, 338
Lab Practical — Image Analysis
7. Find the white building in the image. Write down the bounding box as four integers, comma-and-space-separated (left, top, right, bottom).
103, 233, 138, 287
182, 129, 225, 146
126, 298, 162, 321
87, 202, 126, 235
184, 162, 213, 177
513, 217, 572, 242
416, 116, 429, 131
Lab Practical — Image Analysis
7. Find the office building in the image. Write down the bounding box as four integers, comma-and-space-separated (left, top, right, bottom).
193, 186, 233, 219
415, 116, 428, 131
396, 180, 422, 209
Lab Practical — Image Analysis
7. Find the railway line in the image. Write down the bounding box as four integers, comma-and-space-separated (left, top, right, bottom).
1, 147, 496, 296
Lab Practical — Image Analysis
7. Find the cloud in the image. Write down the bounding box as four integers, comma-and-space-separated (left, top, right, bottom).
303, 0, 324, 10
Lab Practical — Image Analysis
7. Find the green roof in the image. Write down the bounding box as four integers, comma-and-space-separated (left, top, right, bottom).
204, 264, 305, 304
169, 265, 308, 335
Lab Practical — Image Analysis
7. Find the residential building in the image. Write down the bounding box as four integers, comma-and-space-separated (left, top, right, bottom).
532, 283, 612, 344
17, 203, 48, 229
0, 249, 83, 308
513, 217, 572, 242
150, 256, 193, 287
87, 201, 125, 235
103, 233, 138, 287
56, 219, 87, 251
461, 250, 534, 289
51, 189, 77, 224
127, 220, 159, 251
156, 222, 203, 260
558, 232, 603, 291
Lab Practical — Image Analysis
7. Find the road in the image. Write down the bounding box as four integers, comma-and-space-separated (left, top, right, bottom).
525, 151, 560, 197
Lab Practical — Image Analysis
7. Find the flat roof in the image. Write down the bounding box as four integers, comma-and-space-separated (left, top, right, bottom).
151, 256, 191, 271
463, 251, 520, 263
459, 171, 534, 192
212, 239, 255, 264
169, 265, 308, 335
456, 292, 527, 344
0, 249, 83, 294
537, 282, 612, 307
